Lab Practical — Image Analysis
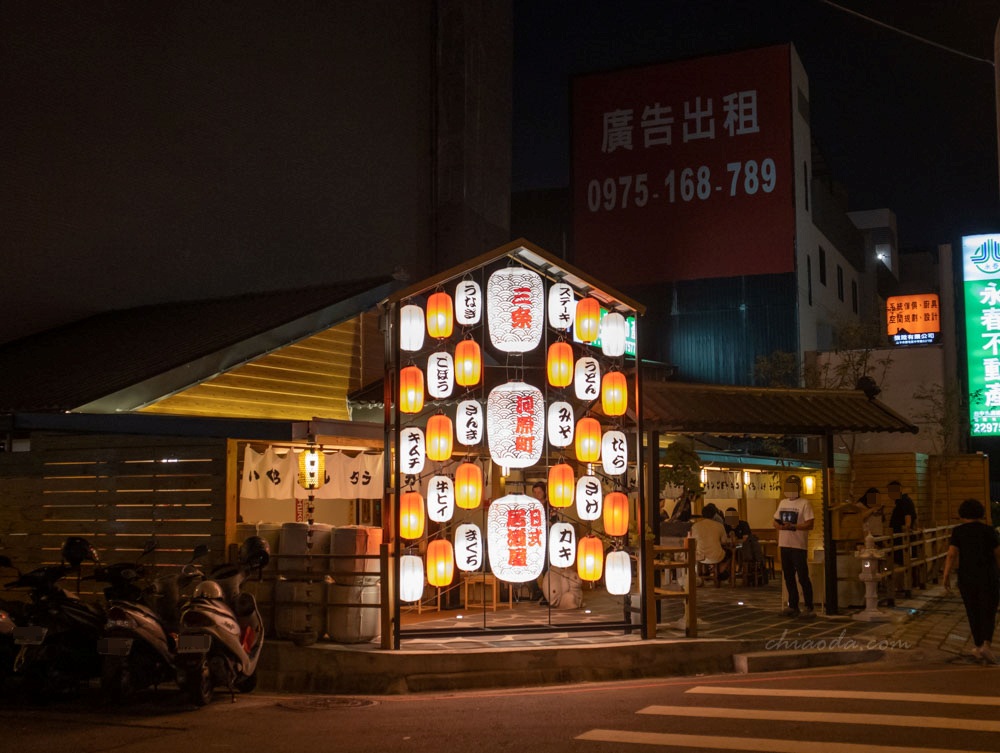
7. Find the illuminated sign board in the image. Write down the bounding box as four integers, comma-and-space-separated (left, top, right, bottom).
886, 294, 940, 346
572, 45, 795, 287
963, 233, 1000, 436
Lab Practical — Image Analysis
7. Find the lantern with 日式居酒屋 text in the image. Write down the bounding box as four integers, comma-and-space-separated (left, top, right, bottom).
426, 290, 454, 339
486, 494, 546, 582
577, 535, 604, 582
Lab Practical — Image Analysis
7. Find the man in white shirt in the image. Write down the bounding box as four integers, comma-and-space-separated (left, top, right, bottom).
773, 475, 815, 617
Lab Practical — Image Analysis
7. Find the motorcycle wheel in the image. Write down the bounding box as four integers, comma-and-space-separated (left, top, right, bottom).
234, 670, 257, 694
184, 660, 213, 706
100, 656, 133, 703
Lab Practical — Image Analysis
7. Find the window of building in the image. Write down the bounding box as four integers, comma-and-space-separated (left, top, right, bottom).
818, 247, 826, 285
851, 280, 858, 313
806, 255, 812, 306
837, 265, 844, 302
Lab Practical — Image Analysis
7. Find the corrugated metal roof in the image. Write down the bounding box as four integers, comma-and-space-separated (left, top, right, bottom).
0, 277, 400, 413
641, 381, 918, 436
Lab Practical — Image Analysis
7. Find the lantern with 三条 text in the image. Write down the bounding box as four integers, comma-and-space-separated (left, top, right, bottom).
548, 281, 576, 330
487, 267, 544, 352
574, 356, 600, 401
548, 463, 575, 508
576, 474, 603, 521
426, 290, 454, 339
454, 462, 483, 510
486, 381, 544, 469
426, 413, 453, 462
601, 430, 628, 476
426, 351, 454, 400
575, 417, 601, 463
454, 279, 482, 326
297, 448, 325, 491
575, 297, 602, 342
426, 475, 455, 523
454, 523, 483, 571
399, 490, 426, 540
577, 535, 604, 582
399, 365, 424, 414
454, 338, 482, 387
548, 521, 577, 568
600, 311, 627, 357
426, 539, 455, 587
603, 491, 629, 537
604, 550, 632, 595
400, 304, 425, 352
547, 401, 574, 448
399, 555, 424, 602
601, 371, 627, 416
455, 399, 484, 446
547, 340, 574, 388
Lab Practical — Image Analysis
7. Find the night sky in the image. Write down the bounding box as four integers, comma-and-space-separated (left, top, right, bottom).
2, 1, 999, 346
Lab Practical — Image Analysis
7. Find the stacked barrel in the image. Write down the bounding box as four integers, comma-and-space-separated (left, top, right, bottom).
328, 525, 382, 643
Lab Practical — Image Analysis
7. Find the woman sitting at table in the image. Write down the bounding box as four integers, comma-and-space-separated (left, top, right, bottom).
690, 503, 732, 579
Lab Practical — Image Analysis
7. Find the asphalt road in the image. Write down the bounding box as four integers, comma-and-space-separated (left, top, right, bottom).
4, 660, 999, 753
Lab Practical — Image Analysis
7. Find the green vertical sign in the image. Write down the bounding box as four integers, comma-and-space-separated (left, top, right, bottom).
964, 233, 1000, 436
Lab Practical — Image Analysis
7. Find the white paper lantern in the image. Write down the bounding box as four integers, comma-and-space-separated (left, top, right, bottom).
400, 304, 425, 352
574, 356, 601, 401
487, 493, 546, 582
455, 279, 482, 326
548, 282, 576, 330
487, 267, 544, 352
400, 427, 426, 475
426, 351, 454, 400
548, 521, 577, 569
600, 312, 627, 357
601, 430, 628, 476
605, 550, 632, 595
576, 474, 603, 521
455, 399, 484, 446
426, 475, 455, 523
487, 381, 544, 469
546, 400, 575, 448
399, 554, 424, 602
454, 523, 483, 572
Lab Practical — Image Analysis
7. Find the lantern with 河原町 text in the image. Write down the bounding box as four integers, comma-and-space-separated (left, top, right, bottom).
486, 381, 544, 469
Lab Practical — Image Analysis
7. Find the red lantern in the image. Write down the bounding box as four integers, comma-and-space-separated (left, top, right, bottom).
577, 535, 604, 582
575, 297, 602, 342
399, 365, 424, 414
426, 413, 453, 462
454, 462, 483, 509
400, 490, 425, 540
603, 491, 629, 536
454, 339, 482, 387
547, 341, 574, 388
426, 291, 454, 339
426, 539, 455, 587
548, 463, 575, 508
601, 371, 628, 416
575, 417, 601, 463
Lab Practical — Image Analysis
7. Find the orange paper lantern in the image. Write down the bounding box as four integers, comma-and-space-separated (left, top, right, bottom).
603, 491, 630, 536
426, 413, 453, 462
454, 338, 482, 387
400, 490, 426, 540
601, 371, 628, 416
575, 417, 601, 463
577, 535, 604, 582
426, 539, 455, 587
454, 462, 483, 509
547, 341, 574, 388
575, 297, 602, 342
548, 463, 575, 508
399, 365, 424, 414
426, 291, 454, 339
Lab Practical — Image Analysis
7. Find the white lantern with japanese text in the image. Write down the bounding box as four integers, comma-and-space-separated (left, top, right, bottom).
399, 555, 424, 603
400, 304, 425, 352
453, 523, 483, 572
454, 279, 482, 326
548, 282, 576, 330
426, 351, 454, 400
487, 381, 544, 469
455, 399, 484, 446
604, 550, 632, 595
547, 400, 574, 449
487, 494, 546, 582
576, 474, 603, 521
601, 430, 628, 476
574, 356, 600, 401
487, 268, 544, 352
548, 521, 577, 569
399, 427, 425, 476
426, 475, 455, 523
600, 312, 627, 357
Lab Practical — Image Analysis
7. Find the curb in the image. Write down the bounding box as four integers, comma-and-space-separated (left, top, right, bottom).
733, 647, 884, 673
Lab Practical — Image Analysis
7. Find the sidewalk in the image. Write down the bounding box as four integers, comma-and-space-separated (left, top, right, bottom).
256, 579, 980, 695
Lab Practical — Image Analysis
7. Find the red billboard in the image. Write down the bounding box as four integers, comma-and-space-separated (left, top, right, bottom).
572, 45, 795, 286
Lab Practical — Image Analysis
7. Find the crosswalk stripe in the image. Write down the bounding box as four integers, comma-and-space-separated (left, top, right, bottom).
686, 685, 1000, 706
637, 705, 1000, 732
576, 729, 986, 753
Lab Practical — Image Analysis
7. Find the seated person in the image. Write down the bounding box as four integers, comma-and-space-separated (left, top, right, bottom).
689, 503, 732, 579
724, 506, 752, 543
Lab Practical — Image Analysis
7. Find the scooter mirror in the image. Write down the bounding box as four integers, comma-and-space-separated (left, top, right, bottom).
191, 544, 209, 561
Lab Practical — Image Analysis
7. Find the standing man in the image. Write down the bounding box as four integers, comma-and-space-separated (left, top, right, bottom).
888, 479, 919, 594
773, 475, 815, 617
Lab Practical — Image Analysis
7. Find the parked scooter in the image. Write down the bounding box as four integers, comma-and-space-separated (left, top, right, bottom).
3, 537, 105, 701
95, 541, 208, 701
175, 536, 270, 706
0, 555, 27, 692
